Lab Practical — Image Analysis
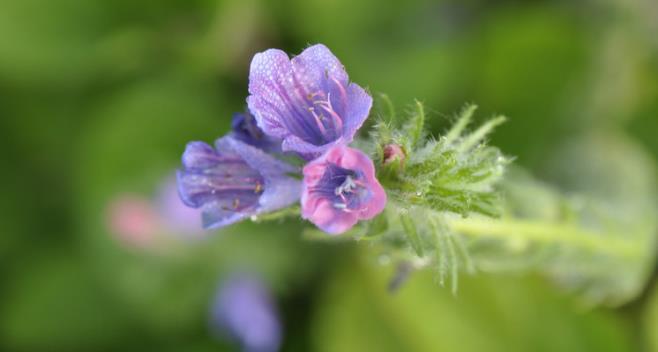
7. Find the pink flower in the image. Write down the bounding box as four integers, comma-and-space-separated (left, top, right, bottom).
106, 195, 160, 248
301, 145, 387, 234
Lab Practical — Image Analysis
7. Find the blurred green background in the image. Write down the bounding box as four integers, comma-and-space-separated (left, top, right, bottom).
1, 0, 657, 351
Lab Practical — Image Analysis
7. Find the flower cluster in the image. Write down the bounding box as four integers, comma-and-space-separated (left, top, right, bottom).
177, 44, 386, 234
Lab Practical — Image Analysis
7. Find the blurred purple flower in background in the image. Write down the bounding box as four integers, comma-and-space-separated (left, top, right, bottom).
247, 44, 372, 158
177, 137, 300, 229
211, 274, 282, 352
301, 145, 387, 234
156, 177, 204, 236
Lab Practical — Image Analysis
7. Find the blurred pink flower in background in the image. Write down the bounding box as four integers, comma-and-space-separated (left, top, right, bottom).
106, 195, 160, 249
106, 175, 205, 249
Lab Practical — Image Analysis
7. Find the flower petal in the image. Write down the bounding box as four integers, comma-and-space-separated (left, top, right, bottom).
225, 137, 296, 178
358, 176, 387, 220
342, 84, 373, 143
280, 135, 344, 158
201, 200, 249, 229
290, 44, 348, 95
181, 141, 232, 170
226, 138, 301, 214
304, 199, 359, 235
247, 49, 297, 139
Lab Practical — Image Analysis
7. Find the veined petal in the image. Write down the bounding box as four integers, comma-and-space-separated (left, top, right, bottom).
177, 137, 301, 230
290, 44, 348, 97
304, 198, 359, 235
247, 44, 372, 157
226, 138, 301, 213
201, 200, 250, 229
342, 83, 373, 143
181, 141, 238, 170
225, 137, 296, 178
247, 49, 299, 139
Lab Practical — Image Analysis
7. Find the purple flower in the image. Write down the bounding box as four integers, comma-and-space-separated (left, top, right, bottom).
156, 176, 204, 236
177, 137, 300, 229
301, 145, 387, 234
230, 111, 281, 153
211, 275, 281, 352
247, 44, 372, 158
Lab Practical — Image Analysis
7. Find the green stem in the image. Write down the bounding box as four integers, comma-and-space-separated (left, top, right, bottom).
446, 217, 641, 259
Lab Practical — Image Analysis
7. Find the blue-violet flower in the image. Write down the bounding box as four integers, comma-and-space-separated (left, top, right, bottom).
247, 44, 372, 158
177, 137, 300, 229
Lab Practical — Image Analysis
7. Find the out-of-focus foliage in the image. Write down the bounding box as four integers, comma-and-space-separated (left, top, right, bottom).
647, 281, 658, 352
313, 251, 634, 352
1, 0, 657, 351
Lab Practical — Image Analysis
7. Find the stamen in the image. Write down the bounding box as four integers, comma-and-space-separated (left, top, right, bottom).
339, 193, 348, 204
308, 106, 328, 138
254, 181, 263, 194
232, 198, 240, 209
316, 96, 343, 136
335, 175, 357, 195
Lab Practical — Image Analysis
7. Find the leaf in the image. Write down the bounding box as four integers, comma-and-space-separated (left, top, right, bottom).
403, 99, 426, 149
445, 103, 476, 144
400, 212, 424, 257
456, 115, 506, 153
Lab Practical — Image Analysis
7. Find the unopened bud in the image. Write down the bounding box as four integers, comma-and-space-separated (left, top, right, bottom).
383, 144, 405, 166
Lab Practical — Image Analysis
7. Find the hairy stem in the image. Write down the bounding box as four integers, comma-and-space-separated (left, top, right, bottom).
446, 217, 641, 259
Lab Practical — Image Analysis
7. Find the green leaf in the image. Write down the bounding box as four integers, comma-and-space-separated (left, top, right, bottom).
403, 99, 426, 149
400, 212, 424, 257
456, 115, 506, 153
445, 103, 477, 144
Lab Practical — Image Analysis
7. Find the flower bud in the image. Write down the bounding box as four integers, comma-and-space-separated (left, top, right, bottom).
383, 144, 405, 166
